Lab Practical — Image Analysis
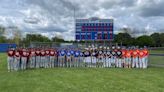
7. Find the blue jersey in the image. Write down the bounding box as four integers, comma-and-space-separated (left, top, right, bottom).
74, 51, 80, 57
60, 50, 66, 56
70, 50, 74, 56
66, 51, 71, 56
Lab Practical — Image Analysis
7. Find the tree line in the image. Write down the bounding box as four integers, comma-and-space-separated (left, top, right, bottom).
0, 26, 164, 47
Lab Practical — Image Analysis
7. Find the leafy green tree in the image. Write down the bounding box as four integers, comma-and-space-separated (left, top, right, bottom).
150, 33, 161, 47
160, 33, 164, 47
136, 35, 155, 47
114, 33, 133, 46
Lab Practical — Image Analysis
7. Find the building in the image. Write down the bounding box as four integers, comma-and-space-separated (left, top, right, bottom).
75, 17, 114, 41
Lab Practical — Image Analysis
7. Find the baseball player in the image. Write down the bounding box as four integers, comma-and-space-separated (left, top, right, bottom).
84, 48, 90, 67
132, 47, 139, 68
91, 48, 97, 67
21, 49, 28, 70
66, 49, 71, 67
35, 48, 40, 68
88, 46, 92, 67
71, 48, 75, 67
139, 48, 145, 69
40, 49, 46, 68
125, 48, 131, 68
14, 49, 21, 71
49, 48, 55, 68
74, 49, 80, 67
45, 48, 50, 68
143, 46, 149, 68
103, 47, 107, 67
7, 47, 15, 72
29, 48, 36, 68
106, 47, 112, 68
79, 49, 84, 67
97, 46, 103, 67
59, 48, 66, 67
111, 46, 116, 67
121, 47, 127, 68
116, 46, 122, 68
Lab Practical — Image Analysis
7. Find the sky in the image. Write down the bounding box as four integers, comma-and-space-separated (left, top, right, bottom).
0, 0, 164, 40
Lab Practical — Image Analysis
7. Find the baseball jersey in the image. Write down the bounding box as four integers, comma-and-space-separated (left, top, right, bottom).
35, 49, 41, 56
84, 50, 90, 57
106, 50, 111, 58
66, 50, 71, 57
40, 50, 46, 57
50, 50, 55, 56
7, 49, 15, 57
45, 49, 50, 56
143, 49, 149, 56
116, 50, 122, 58
121, 49, 126, 58
132, 50, 138, 58
125, 50, 131, 58
60, 50, 66, 56
139, 50, 145, 58
80, 51, 84, 57
74, 51, 80, 57
15, 51, 21, 58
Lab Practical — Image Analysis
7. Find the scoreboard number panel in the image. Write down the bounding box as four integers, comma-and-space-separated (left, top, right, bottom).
75, 18, 113, 41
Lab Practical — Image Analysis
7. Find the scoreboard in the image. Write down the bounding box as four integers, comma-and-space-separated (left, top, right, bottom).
75, 18, 114, 41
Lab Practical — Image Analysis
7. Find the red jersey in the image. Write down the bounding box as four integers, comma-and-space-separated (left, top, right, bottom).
45, 50, 50, 56
35, 49, 40, 56
50, 50, 55, 56
15, 51, 21, 58
7, 49, 15, 57
22, 51, 27, 57
40, 50, 46, 56
30, 49, 36, 57
26, 51, 30, 57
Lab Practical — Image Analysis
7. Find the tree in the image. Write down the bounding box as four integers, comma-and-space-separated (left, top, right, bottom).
51, 36, 65, 42
150, 33, 161, 47
114, 33, 133, 46
160, 33, 164, 47
136, 35, 155, 47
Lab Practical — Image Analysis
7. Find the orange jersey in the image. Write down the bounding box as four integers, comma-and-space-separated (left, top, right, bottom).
139, 50, 145, 58
121, 49, 126, 58
143, 49, 149, 56
126, 50, 131, 58
132, 50, 138, 58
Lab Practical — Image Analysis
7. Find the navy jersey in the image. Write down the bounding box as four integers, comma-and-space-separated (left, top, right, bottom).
98, 50, 103, 55
74, 51, 80, 57
92, 50, 97, 57
80, 51, 84, 57
107, 50, 111, 58
111, 50, 116, 56
84, 50, 90, 57
116, 50, 122, 58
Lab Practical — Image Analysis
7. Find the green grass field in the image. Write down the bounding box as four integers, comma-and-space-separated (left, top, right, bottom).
0, 51, 164, 92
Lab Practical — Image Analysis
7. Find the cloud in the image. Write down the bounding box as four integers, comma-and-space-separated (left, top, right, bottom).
0, 0, 163, 41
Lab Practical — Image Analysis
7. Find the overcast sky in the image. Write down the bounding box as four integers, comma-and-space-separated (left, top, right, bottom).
0, 0, 164, 40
